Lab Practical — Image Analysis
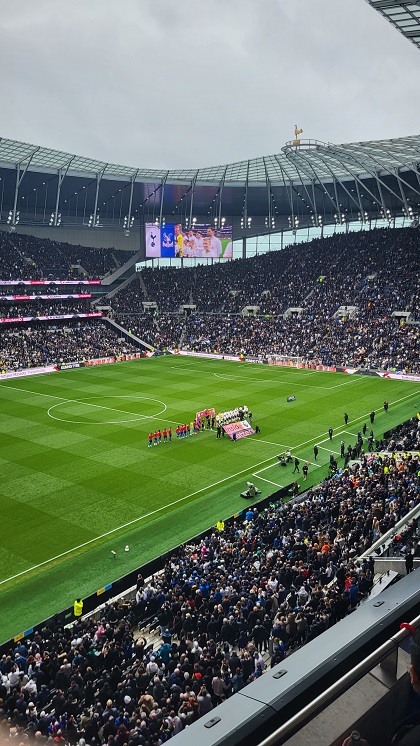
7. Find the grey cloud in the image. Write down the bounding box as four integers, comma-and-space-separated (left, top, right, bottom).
0, 0, 419, 170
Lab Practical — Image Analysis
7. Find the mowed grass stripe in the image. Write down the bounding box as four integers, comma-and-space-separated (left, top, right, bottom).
0, 357, 418, 642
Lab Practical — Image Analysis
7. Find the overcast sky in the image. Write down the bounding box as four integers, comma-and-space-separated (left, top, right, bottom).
1, 0, 419, 170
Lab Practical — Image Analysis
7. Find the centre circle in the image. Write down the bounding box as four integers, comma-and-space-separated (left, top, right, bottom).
47, 395, 167, 425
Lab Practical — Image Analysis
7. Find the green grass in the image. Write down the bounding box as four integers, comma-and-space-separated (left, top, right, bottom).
0, 356, 418, 643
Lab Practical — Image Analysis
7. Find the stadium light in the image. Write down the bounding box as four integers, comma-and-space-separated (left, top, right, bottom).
7, 210, 20, 227
123, 215, 135, 229
49, 211, 62, 227
88, 213, 100, 228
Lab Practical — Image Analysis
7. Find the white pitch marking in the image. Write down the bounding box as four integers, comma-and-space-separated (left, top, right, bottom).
212, 372, 361, 391
0, 383, 418, 586
253, 475, 284, 488
303, 402, 419, 452
323, 378, 363, 390
170, 363, 203, 370
317, 445, 341, 455
303, 459, 322, 468
253, 462, 281, 476
0, 447, 303, 587
0, 383, 180, 426
248, 438, 290, 449
47, 395, 170, 425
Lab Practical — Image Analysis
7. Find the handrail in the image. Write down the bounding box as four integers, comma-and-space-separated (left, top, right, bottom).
256, 613, 420, 746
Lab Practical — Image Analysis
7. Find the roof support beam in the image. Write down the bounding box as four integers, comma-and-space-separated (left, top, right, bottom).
354, 180, 367, 221
92, 165, 107, 227
126, 169, 138, 232
263, 158, 272, 230
243, 161, 250, 230
322, 147, 389, 216
327, 146, 405, 211
393, 170, 410, 214
284, 149, 340, 221
217, 166, 228, 228
274, 156, 295, 228
11, 147, 39, 226
158, 172, 169, 226
188, 171, 199, 227
301, 149, 368, 217
53, 156, 74, 226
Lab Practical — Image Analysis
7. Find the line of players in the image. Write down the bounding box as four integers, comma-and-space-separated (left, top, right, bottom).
148, 428, 173, 446
216, 405, 251, 426
148, 421, 202, 446
148, 405, 253, 447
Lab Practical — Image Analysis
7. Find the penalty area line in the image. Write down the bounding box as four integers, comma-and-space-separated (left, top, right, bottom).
253, 475, 284, 488
317, 445, 341, 456
250, 438, 290, 449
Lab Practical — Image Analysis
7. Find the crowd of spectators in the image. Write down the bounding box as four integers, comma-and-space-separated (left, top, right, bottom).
0, 232, 134, 280
113, 314, 184, 352
0, 284, 96, 297
0, 301, 94, 319
1, 226, 419, 741
0, 323, 138, 371
109, 310, 419, 373
129, 227, 419, 317
1, 226, 418, 373
109, 227, 419, 372
1, 415, 419, 744
178, 312, 419, 371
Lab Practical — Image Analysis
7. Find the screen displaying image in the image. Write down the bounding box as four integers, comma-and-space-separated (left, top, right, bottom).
145, 224, 161, 258
145, 222, 232, 259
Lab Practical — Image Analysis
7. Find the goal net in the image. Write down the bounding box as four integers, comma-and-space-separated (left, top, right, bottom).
267, 355, 305, 368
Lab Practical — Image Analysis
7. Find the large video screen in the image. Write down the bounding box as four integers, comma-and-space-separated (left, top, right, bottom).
145, 222, 232, 259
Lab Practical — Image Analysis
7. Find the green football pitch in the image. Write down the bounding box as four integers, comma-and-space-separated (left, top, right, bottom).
0, 356, 418, 644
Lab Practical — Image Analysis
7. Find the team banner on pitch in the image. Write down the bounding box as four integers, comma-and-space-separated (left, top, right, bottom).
223, 420, 255, 440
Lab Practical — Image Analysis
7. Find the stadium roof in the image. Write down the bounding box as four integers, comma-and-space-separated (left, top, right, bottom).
1, 135, 420, 235
366, 1, 420, 49
1, 134, 420, 184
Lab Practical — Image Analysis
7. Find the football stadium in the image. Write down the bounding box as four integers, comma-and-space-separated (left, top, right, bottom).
1, 2, 420, 745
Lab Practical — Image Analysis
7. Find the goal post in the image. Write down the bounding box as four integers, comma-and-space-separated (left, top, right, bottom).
267, 355, 304, 368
